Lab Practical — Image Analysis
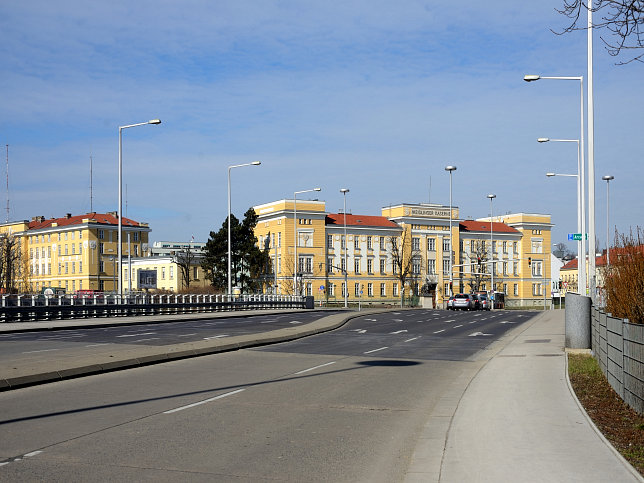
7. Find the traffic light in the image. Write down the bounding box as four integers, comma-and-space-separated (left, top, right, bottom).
477, 256, 481, 265
528, 257, 532, 266
558, 281, 562, 289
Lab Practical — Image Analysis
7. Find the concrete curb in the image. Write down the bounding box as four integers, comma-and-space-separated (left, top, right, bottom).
0, 308, 394, 391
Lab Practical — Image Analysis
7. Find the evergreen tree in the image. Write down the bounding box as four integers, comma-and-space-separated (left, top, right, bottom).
202, 208, 272, 293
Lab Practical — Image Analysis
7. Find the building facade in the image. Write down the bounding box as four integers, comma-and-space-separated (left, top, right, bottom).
122, 256, 209, 292
0, 212, 150, 293
253, 200, 553, 307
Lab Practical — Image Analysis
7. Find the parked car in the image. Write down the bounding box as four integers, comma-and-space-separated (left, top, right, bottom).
453, 293, 476, 311
446, 295, 455, 310
476, 294, 491, 311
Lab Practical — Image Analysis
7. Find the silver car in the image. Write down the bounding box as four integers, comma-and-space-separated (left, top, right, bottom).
453, 293, 475, 311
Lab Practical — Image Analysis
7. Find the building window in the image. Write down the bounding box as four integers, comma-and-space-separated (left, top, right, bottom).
443, 238, 450, 252
170, 266, 174, 279
412, 237, 420, 251
412, 257, 421, 275
393, 283, 399, 297
329, 283, 335, 296
355, 283, 361, 297
532, 261, 542, 277
379, 236, 385, 249
367, 259, 373, 274
193, 267, 198, 279
427, 259, 436, 275
72, 244, 75, 255
162, 267, 166, 280
306, 282, 312, 296
48, 263, 51, 275
341, 258, 346, 272
503, 283, 508, 294
443, 258, 451, 274
65, 245, 68, 255
380, 283, 386, 297
354, 258, 360, 274
503, 262, 508, 275
134, 231, 139, 241
65, 263, 68, 274
444, 282, 450, 295
99, 261, 104, 273
299, 256, 313, 274
428, 237, 436, 251
78, 261, 82, 273
367, 236, 373, 250
98, 230, 104, 240
533, 283, 543, 296
367, 283, 373, 297
354, 237, 359, 250
328, 258, 334, 273
341, 235, 346, 250
342, 282, 346, 297
278, 232, 281, 248
531, 239, 543, 254
514, 262, 519, 276
72, 262, 75, 274
327, 234, 333, 248
99, 243, 104, 254
503, 241, 507, 253
380, 258, 386, 274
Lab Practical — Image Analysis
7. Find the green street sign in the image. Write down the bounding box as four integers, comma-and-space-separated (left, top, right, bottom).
568, 233, 588, 241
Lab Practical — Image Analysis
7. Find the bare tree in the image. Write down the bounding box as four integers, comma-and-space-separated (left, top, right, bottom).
175, 244, 197, 290
557, 1, 644, 63
0, 234, 24, 293
388, 230, 421, 308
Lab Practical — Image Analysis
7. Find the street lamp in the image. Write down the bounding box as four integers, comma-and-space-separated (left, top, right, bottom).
340, 188, 350, 308
487, 194, 496, 308
118, 119, 161, 298
525, 74, 587, 293
539, 137, 586, 295
602, 175, 614, 266
227, 161, 261, 297
293, 187, 321, 296
445, 166, 456, 297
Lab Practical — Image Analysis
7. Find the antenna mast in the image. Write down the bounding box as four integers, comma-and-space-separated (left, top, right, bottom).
90, 155, 93, 213
5, 145, 9, 223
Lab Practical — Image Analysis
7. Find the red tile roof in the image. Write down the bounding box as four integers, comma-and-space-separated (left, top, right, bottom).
459, 220, 519, 234
326, 213, 400, 229
561, 255, 608, 270
28, 213, 144, 230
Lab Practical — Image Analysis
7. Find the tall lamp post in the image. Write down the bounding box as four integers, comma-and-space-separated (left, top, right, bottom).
487, 194, 496, 308
227, 161, 261, 297
524, 74, 586, 294
118, 119, 161, 297
539, 137, 586, 295
602, 175, 614, 266
293, 187, 322, 296
445, 166, 457, 297
340, 188, 350, 308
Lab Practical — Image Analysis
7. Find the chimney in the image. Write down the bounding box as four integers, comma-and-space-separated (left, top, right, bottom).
65, 213, 72, 219
31, 216, 45, 223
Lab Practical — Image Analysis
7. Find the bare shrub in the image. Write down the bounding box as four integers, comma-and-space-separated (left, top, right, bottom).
604, 227, 644, 323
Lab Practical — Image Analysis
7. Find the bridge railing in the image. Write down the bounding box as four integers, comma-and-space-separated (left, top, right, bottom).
0, 293, 308, 322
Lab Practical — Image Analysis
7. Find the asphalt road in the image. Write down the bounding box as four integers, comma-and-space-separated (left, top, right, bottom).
0, 309, 536, 482
0, 311, 342, 361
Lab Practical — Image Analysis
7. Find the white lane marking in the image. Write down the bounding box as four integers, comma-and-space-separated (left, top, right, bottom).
164, 389, 246, 414
0, 462, 8, 467
85, 344, 110, 347
22, 349, 60, 354
393, 319, 404, 322
469, 321, 477, 324
390, 330, 408, 334
203, 335, 229, 340
289, 321, 302, 324
117, 332, 156, 338
404, 337, 420, 342
178, 333, 198, 337
499, 321, 517, 324
364, 347, 388, 354
350, 329, 367, 334
24, 451, 43, 458
364, 318, 378, 322
444, 319, 455, 323
294, 361, 337, 375
454, 325, 463, 328
134, 338, 161, 342
433, 329, 446, 334
469, 332, 492, 337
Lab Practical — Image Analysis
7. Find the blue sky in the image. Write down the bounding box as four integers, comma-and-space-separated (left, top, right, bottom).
1, 1, 641, 251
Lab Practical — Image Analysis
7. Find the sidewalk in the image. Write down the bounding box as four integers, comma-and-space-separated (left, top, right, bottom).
406, 309, 643, 482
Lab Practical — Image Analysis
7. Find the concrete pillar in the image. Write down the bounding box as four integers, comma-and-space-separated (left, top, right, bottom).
565, 292, 592, 349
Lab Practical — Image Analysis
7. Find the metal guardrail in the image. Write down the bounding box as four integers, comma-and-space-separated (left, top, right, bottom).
0, 294, 309, 322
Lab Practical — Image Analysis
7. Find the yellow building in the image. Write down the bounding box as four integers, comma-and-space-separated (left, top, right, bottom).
254, 199, 554, 308
121, 256, 210, 292
0, 212, 150, 293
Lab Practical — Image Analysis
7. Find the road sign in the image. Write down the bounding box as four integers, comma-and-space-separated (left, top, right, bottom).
568, 233, 588, 241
